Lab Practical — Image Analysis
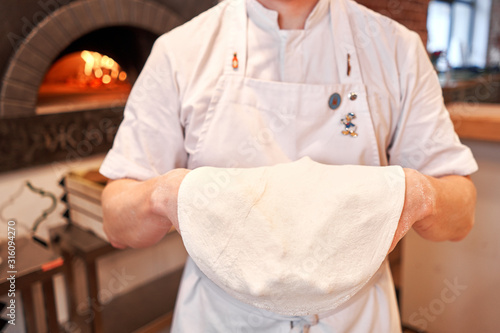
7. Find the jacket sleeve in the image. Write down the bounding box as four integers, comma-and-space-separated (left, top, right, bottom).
387, 31, 478, 177
100, 35, 188, 181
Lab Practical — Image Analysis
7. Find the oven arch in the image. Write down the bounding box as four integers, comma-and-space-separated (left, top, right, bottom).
1, 0, 184, 118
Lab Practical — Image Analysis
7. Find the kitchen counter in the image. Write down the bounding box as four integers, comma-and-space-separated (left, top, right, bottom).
447, 102, 500, 142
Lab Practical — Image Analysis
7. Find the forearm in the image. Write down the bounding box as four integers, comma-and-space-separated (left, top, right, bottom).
101, 169, 189, 249
102, 178, 169, 249
413, 174, 476, 242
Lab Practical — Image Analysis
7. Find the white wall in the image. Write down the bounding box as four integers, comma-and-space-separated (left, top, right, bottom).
0, 155, 105, 241
401, 139, 500, 333
0, 156, 187, 328
0, 155, 105, 327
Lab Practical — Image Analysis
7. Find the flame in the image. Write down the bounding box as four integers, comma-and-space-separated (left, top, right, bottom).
118, 71, 127, 81
81, 50, 94, 76
102, 74, 112, 84
80, 50, 127, 87
94, 68, 103, 78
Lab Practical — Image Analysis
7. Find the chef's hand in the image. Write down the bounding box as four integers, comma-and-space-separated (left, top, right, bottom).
102, 168, 190, 249
388, 168, 476, 253
150, 168, 191, 231
388, 168, 434, 253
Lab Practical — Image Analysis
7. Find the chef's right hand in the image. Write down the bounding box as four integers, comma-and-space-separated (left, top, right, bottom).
102, 168, 190, 249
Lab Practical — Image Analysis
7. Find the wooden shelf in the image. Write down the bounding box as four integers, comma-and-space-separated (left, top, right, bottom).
0, 237, 64, 332
51, 225, 184, 333
442, 73, 500, 104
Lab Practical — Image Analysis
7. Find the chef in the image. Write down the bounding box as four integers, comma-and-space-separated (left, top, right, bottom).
99, 0, 478, 331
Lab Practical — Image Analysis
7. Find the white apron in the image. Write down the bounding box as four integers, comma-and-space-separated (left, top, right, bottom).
172, 0, 401, 331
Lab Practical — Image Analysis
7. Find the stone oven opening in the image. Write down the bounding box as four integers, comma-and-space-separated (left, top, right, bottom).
36, 26, 157, 114
37, 51, 131, 113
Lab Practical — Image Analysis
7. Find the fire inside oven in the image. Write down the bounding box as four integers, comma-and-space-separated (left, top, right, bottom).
35, 26, 157, 114
37, 51, 132, 113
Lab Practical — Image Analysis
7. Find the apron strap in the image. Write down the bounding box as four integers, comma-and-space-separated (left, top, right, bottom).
330, 0, 363, 85
228, 0, 362, 84
226, 0, 248, 76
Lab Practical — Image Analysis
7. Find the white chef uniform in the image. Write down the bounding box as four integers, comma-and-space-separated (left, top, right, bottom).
100, 0, 478, 331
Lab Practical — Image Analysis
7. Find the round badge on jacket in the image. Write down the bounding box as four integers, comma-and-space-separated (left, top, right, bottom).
328, 93, 342, 110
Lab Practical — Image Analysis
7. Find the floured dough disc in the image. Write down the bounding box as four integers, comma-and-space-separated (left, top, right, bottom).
178, 157, 405, 316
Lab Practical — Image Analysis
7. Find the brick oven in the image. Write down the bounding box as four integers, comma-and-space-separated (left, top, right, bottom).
0, 0, 215, 172
0, 0, 220, 116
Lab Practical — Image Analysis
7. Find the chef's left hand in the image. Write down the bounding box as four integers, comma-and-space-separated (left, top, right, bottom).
388, 169, 476, 253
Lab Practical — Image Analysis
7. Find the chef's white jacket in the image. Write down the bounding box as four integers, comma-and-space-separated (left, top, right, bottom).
100, 0, 478, 331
